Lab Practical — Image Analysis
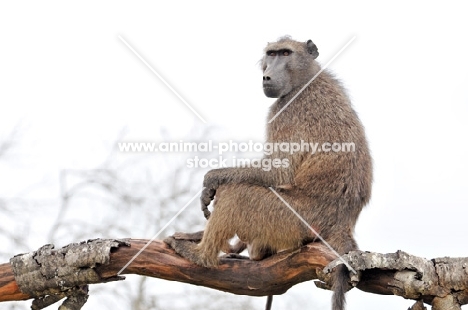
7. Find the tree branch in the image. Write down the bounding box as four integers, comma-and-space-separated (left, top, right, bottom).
1, 237, 468, 309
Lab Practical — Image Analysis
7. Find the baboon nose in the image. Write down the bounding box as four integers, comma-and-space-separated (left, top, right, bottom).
263, 76, 271, 81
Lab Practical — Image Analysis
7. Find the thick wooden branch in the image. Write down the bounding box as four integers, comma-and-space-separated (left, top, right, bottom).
1, 238, 468, 310
330, 251, 468, 309
0, 238, 333, 304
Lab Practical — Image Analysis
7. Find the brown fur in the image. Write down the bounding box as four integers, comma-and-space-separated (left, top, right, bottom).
165, 36, 372, 310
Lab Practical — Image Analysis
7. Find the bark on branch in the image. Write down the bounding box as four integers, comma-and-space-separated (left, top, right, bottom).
1, 237, 467, 310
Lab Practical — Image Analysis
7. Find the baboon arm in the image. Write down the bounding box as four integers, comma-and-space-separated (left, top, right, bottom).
201, 167, 280, 213
203, 167, 278, 189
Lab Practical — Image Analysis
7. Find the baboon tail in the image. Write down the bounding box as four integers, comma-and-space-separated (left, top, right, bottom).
332, 264, 348, 310
265, 295, 273, 310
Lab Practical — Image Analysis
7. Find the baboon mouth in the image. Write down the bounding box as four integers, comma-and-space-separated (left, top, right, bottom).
263, 87, 281, 98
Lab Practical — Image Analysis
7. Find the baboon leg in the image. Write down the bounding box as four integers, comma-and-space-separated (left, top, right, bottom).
192, 197, 238, 267
247, 242, 274, 261
220, 239, 248, 259
216, 184, 317, 259
228, 240, 247, 254
168, 183, 317, 266
326, 228, 358, 255
165, 214, 236, 267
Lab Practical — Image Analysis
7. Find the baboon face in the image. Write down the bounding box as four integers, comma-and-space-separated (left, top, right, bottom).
262, 38, 319, 98
262, 49, 293, 98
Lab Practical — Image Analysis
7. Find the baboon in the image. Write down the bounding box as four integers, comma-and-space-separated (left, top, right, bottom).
165, 36, 372, 310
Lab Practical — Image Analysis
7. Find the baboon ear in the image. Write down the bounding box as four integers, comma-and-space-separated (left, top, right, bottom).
306, 40, 319, 59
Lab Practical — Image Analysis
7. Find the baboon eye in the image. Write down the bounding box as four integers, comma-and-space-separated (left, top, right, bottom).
283, 51, 289, 56
268, 51, 277, 56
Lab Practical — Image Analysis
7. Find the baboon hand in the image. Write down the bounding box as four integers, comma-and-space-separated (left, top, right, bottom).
201, 169, 222, 208
201, 168, 231, 214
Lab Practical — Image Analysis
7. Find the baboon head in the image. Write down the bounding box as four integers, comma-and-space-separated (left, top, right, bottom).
262, 36, 319, 98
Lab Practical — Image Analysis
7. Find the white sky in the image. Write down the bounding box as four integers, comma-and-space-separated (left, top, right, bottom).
1, 1, 467, 309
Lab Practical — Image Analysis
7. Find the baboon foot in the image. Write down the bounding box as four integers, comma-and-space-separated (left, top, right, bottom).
170, 230, 204, 242
221, 253, 249, 260
164, 233, 218, 268
163, 236, 198, 259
